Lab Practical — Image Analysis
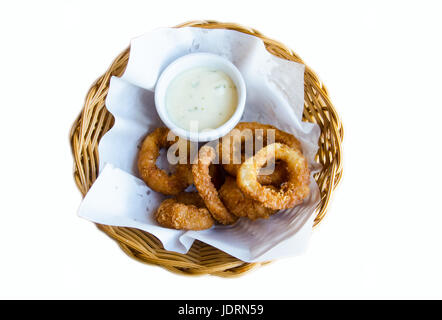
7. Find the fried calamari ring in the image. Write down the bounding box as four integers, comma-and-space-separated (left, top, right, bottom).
219, 177, 277, 220
237, 143, 310, 210
220, 122, 302, 184
192, 145, 237, 225
138, 127, 192, 195
155, 197, 214, 230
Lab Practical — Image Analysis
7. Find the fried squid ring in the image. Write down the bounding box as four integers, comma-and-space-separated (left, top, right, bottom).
155, 195, 214, 230
138, 127, 192, 195
219, 177, 277, 220
192, 145, 237, 225
220, 122, 302, 185
237, 143, 310, 210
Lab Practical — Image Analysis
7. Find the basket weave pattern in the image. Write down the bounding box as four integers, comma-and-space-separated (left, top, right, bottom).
70, 21, 343, 276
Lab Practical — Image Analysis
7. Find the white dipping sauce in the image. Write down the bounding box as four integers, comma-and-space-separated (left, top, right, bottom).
165, 67, 238, 132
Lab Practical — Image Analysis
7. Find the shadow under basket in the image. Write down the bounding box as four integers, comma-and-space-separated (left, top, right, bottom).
69, 20, 344, 277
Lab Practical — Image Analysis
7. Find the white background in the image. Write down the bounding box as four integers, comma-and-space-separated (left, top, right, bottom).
1, 0, 441, 299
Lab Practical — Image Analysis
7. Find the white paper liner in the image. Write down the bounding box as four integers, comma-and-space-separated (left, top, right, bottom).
78, 27, 321, 262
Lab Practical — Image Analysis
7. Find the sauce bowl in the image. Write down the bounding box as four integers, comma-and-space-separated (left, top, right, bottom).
154, 53, 246, 142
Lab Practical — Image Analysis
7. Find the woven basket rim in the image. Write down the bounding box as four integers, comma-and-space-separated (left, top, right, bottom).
70, 20, 343, 277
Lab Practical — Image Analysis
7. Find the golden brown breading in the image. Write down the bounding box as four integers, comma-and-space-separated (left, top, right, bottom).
137, 127, 192, 195
192, 145, 237, 225
155, 198, 214, 230
175, 191, 206, 208
219, 177, 277, 220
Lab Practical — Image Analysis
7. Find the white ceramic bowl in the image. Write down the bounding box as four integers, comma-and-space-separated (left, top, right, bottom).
154, 53, 246, 142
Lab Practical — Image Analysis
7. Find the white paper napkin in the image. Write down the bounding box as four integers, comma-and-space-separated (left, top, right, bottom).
78, 27, 321, 262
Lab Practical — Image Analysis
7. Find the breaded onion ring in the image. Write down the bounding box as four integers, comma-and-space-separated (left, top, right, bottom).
155, 197, 214, 230
220, 122, 301, 185
219, 177, 277, 220
138, 127, 192, 195
237, 143, 310, 210
192, 145, 237, 225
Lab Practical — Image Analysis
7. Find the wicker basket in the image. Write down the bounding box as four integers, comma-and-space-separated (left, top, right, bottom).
70, 20, 343, 277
